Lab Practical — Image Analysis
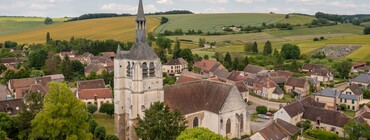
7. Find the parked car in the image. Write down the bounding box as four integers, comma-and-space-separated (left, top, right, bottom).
258, 114, 270, 120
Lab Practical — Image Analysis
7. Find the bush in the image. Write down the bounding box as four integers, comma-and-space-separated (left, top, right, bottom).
94, 126, 106, 140
256, 106, 268, 114
105, 134, 119, 140
87, 104, 97, 114
296, 120, 311, 131
89, 119, 98, 134
99, 103, 114, 117
340, 104, 347, 111
44, 17, 53, 24
320, 36, 325, 40
313, 38, 320, 41
306, 129, 338, 140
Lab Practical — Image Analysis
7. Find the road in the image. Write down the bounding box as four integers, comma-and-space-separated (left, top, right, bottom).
249, 95, 287, 110
0, 84, 10, 101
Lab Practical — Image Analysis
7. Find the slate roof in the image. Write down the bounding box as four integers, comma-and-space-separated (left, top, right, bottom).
78, 88, 113, 99
227, 71, 247, 82
243, 64, 266, 74
273, 87, 284, 95
339, 94, 359, 100
356, 106, 370, 119
214, 69, 232, 79
352, 74, 370, 84
300, 97, 326, 108
286, 77, 307, 88
0, 99, 23, 115
283, 101, 305, 117
303, 105, 350, 127
302, 63, 326, 71
164, 80, 235, 114
308, 67, 332, 77
77, 79, 106, 90
347, 84, 364, 95
315, 88, 340, 98
258, 119, 300, 140
136, 0, 146, 21
164, 58, 189, 66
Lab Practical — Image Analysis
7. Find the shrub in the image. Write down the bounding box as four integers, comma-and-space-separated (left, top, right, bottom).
105, 134, 119, 140
364, 26, 370, 35
340, 104, 347, 111
296, 120, 311, 131
306, 129, 338, 140
94, 126, 106, 140
256, 106, 268, 114
313, 38, 320, 41
87, 104, 97, 114
320, 36, 325, 40
89, 119, 98, 134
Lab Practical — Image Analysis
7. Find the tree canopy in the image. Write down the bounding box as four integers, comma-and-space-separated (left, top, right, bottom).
31, 82, 92, 140
280, 44, 301, 59
135, 102, 187, 140
344, 120, 370, 140
176, 127, 227, 140
263, 41, 272, 55
333, 60, 352, 78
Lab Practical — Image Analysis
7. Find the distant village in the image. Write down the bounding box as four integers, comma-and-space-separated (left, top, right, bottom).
1, 1, 370, 140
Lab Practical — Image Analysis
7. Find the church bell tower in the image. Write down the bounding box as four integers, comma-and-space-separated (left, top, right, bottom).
114, 0, 164, 139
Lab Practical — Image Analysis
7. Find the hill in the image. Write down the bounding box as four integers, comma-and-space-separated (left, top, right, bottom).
154, 13, 315, 34
0, 16, 160, 44
0, 17, 67, 36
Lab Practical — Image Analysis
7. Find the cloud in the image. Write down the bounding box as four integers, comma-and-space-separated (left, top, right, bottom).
203, 7, 225, 13
327, 1, 370, 9
285, 0, 323, 5
235, 0, 265, 4
157, 0, 173, 4
182, 0, 229, 4
100, 3, 157, 14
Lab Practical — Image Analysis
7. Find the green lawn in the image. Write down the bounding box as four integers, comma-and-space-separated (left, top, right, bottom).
154, 13, 314, 34
343, 111, 355, 118
94, 114, 115, 135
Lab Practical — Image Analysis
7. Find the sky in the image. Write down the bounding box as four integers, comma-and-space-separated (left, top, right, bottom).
0, 0, 369, 17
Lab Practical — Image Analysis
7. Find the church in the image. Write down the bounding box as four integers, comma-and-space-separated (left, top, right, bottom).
114, 0, 250, 139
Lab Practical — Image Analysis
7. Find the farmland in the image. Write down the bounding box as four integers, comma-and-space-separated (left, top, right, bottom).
0, 16, 160, 44
154, 13, 315, 34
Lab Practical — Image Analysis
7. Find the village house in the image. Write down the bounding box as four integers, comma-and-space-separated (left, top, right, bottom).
44, 74, 65, 82
59, 50, 78, 59
162, 58, 189, 76
339, 84, 363, 111
0, 99, 23, 115
268, 70, 293, 86
1, 57, 24, 68
249, 119, 300, 140
307, 67, 333, 83
314, 88, 340, 110
101, 52, 116, 60
8, 77, 51, 99
351, 74, 370, 88
85, 63, 105, 76
302, 63, 326, 72
351, 62, 367, 73
213, 69, 232, 82
243, 64, 267, 76
226, 71, 247, 84
76, 79, 112, 110
355, 106, 370, 126
164, 80, 251, 139
285, 77, 310, 98
193, 59, 228, 75
253, 76, 284, 100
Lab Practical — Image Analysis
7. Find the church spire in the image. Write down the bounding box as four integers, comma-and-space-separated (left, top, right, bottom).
136, 0, 147, 43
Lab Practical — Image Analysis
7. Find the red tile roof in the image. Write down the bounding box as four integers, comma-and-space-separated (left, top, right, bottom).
77, 79, 106, 90
286, 77, 307, 88
78, 88, 113, 99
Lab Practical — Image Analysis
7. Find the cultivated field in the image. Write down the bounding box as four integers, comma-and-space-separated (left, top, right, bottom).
154, 13, 314, 34
0, 17, 68, 36
0, 16, 160, 44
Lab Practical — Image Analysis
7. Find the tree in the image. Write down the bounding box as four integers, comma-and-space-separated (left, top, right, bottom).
263, 41, 272, 55
244, 42, 253, 53
44, 17, 53, 24
274, 54, 284, 70
176, 127, 227, 140
333, 60, 352, 78
46, 32, 52, 43
223, 52, 232, 70
88, 119, 98, 134
30, 70, 45, 78
252, 41, 258, 53
281, 44, 301, 59
198, 38, 206, 48
94, 126, 106, 140
61, 56, 74, 81
203, 55, 209, 60
31, 82, 92, 139
291, 60, 299, 72
0, 113, 12, 140
29, 49, 48, 70
71, 60, 85, 77
296, 120, 312, 131
273, 48, 279, 58
232, 57, 243, 71
44, 53, 61, 75
156, 36, 172, 50
256, 106, 268, 114
344, 120, 370, 140
147, 32, 156, 41
243, 55, 249, 67
135, 102, 187, 140
99, 103, 114, 117
105, 134, 119, 140
212, 52, 224, 63
364, 27, 370, 35
0, 64, 7, 74
173, 38, 181, 59
87, 105, 97, 114
179, 48, 193, 63
154, 48, 167, 63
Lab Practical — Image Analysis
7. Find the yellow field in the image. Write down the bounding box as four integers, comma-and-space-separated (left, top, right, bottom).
0, 16, 160, 44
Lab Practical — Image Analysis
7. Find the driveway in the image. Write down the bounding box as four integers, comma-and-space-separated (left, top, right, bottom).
250, 118, 272, 133
249, 96, 286, 110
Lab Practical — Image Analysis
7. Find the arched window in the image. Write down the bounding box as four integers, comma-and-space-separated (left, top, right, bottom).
240, 114, 244, 132
226, 119, 231, 134
149, 62, 155, 77
142, 62, 148, 78
193, 117, 199, 128
126, 62, 131, 77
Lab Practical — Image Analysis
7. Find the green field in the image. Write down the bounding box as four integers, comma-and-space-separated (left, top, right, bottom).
94, 114, 115, 135
0, 16, 160, 43
361, 22, 370, 26
0, 17, 68, 36
154, 13, 315, 34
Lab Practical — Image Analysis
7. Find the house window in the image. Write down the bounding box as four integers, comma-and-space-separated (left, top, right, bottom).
317, 120, 320, 125
352, 106, 355, 110
348, 105, 350, 110
193, 117, 199, 128
340, 98, 342, 103
226, 119, 231, 134
345, 99, 347, 103
352, 100, 355, 104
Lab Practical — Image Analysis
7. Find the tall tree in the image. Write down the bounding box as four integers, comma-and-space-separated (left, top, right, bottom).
198, 38, 206, 48
46, 32, 51, 43
274, 54, 284, 70
252, 41, 258, 53
29, 49, 48, 70
243, 55, 250, 67
263, 40, 272, 55
135, 102, 186, 140
280, 44, 301, 59
344, 120, 370, 140
244, 42, 253, 53
179, 48, 193, 64
223, 52, 232, 70
44, 53, 61, 75
156, 36, 172, 50
273, 48, 279, 58
334, 60, 352, 78
31, 82, 92, 139
176, 127, 227, 140
212, 52, 224, 63
61, 56, 74, 81
173, 38, 181, 59
291, 59, 299, 72
154, 48, 167, 63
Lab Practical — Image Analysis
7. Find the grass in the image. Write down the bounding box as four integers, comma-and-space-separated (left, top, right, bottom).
343, 110, 355, 118
267, 24, 364, 37
361, 22, 370, 26
277, 15, 315, 25
0, 17, 68, 36
0, 16, 160, 44
94, 113, 115, 135
154, 13, 314, 34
